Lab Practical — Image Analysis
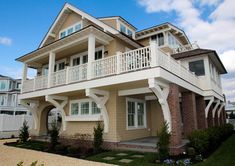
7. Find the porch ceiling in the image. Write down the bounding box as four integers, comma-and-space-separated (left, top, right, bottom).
16, 25, 114, 63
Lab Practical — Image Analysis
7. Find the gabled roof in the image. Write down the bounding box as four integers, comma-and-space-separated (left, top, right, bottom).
135, 22, 190, 45
39, 3, 119, 48
172, 48, 227, 74
98, 16, 137, 30
39, 3, 142, 49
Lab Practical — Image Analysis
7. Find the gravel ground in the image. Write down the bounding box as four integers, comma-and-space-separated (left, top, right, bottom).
0, 139, 114, 166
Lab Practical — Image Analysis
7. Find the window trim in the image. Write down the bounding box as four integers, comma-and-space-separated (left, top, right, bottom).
69, 98, 101, 116
188, 59, 205, 76
126, 97, 147, 130
59, 21, 83, 39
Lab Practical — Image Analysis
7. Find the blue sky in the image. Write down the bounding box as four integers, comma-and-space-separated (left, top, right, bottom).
0, 0, 235, 101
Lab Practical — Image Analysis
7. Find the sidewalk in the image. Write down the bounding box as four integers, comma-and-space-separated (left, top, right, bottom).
0, 139, 114, 166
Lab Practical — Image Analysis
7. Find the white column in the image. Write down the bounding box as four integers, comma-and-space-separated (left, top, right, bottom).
21, 63, 28, 93
48, 52, 55, 88
87, 34, 96, 80
164, 31, 169, 46
116, 51, 122, 74
150, 41, 159, 67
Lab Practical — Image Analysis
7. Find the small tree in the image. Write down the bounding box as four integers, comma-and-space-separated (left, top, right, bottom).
19, 120, 29, 143
157, 121, 171, 161
49, 120, 59, 149
93, 122, 104, 154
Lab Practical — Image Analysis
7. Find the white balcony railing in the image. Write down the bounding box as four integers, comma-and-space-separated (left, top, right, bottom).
68, 64, 87, 83
172, 42, 199, 54
22, 44, 201, 93
35, 75, 48, 90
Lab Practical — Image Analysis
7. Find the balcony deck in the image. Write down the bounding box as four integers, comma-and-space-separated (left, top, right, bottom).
20, 44, 223, 101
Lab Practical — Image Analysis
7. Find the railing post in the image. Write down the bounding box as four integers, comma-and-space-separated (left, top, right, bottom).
150, 41, 158, 67
21, 63, 28, 93
33, 77, 36, 91
66, 67, 70, 84
48, 52, 55, 88
116, 51, 122, 74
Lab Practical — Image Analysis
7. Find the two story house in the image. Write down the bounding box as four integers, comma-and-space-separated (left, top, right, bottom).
16, 3, 227, 154
0, 75, 28, 115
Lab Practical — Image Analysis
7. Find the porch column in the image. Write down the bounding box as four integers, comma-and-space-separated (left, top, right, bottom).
21, 63, 28, 93
212, 100, 220, 126
167, 83, 182, 155
181, 92, 197, 136
196, 96, 207, 129
207, 105, 214, 127
87, 33, 96, 80
48, 52, 55, 88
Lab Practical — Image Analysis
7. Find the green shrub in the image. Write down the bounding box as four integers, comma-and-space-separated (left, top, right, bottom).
54, 144, 67, 154
157, 121, 171, 161
19, 120, 29, 143
188, 129, 209, 154
49, 120, 59, 149
93, 122, 104, 154
67, 146, 80, 155
187, 147, 196, 157
229, 112, 235, 119
188, 123, 234, 155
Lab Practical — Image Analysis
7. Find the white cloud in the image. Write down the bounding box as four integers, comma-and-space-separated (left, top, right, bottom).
219, 50, 235, 72
138, 0, 235, 101
0, 37, 12, 46
222, 77, 235, 101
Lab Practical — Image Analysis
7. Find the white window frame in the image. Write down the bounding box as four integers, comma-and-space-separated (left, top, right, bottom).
126, 97, 147, 130
70, 46, 104, 66
59, 21, 83, 39
118, 22, 135, 38
69, 98, 101, 116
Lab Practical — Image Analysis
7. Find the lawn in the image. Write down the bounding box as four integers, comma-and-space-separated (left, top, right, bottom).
195, 133, 235, 166
86, 151, 158, 166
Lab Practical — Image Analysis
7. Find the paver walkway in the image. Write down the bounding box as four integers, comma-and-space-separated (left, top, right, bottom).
0, 139, 114, 166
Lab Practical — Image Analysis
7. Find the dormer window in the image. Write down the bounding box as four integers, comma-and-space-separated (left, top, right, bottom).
119, 23, 134, 37
59, 22, 82, 39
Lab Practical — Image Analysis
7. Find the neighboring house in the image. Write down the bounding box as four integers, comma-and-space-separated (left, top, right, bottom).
0, 75, 32, 138
0, 75, 28, 115
225, 101, 235, 128
16, 3, 227, 154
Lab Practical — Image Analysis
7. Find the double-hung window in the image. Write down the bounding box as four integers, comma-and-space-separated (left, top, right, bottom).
80, 101, 89, 115
71, 102, 79, 115
126, 98, 146, 130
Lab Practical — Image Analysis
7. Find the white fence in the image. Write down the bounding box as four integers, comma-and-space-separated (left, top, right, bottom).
0, 114, 33, 138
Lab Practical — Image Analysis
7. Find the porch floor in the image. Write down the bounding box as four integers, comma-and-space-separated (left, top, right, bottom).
119, 136, 158, 148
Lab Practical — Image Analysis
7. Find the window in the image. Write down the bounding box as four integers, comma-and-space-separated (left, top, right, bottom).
120, 24, 126, 33
0, 81, 6, 90
58, 62, 65, 70
168, 32, 181, 48
119, 23, 134, 37
151, 33, 164, 46
70, 99, 101, 116
83, 55, 88, 64
71, 103, 79, 115
60, 31, 66, 39
126, 98, 146, 129
127, 101, 135, 127
137, 103, 144, 126
95, 50, 103, 60
189, 60, 205, 76
75, 24, 82, 31
73, 57, 80, 66
81, 102, 89, 115
59, 22, 82, 39
92, 102, 100, 114
0, 95, 6, 106
127, 29, 133, 36
67, 27, 73, 35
